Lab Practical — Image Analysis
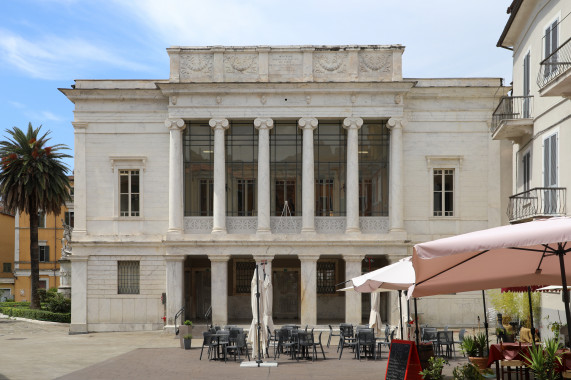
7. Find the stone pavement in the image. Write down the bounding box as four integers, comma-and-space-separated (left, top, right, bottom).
0, 315, 471, 380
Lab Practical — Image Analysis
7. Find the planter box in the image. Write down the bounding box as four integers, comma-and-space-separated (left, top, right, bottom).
178, 325, 193, 349
183, 339, 192, 350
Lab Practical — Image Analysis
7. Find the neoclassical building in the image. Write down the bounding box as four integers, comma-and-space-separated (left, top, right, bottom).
61, 45, 508, 333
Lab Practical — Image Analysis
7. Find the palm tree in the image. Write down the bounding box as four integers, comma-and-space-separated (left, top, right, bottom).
0, 123, 71, 309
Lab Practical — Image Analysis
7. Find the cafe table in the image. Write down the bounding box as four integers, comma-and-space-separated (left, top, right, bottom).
486, 342, 532, 380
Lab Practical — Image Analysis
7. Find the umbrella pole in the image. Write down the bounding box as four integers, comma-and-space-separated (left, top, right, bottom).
406, 292, 410, 340
482, 290, 489, 353
558, 246, 571, 349
527, 286, 536, 346
256, 264, 262, 365
398, 290, 404, 340
414, 298, 419, 346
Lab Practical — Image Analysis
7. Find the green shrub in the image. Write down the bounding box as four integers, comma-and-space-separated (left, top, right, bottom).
419, 356, 449, 380
0, 306, 70, 323
0, 301, 30, 308
453, 363, 484, 379
44, 291, 71, 313
184, 320, 193, 326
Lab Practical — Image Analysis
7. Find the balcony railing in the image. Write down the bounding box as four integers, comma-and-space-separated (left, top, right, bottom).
507, 187, 566, 222
537, 36, 571, 89
491, 96, 533, 135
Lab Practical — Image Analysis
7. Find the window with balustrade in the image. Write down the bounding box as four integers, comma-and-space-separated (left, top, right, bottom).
271, 121, 302, 216
184, 121, 214, 216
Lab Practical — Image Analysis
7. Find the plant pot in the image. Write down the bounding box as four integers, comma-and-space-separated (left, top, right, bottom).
178, 325, 193, 348
469, 356, 489, 371
183, 339, 192, 350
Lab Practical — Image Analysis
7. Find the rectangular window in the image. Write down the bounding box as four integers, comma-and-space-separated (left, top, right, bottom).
523, 52, 531, 118
119, 170, 140, 217
199, 179, 214, 216
235, 261, 256, 294
39, 246, 50, 262
237, 179, 256, 216
275, 180, 296, 216
118, 261, 140, 294
317, 262, 336, 294
544, 19, 559, 77
3, 263, 11, 273
38, 212, 46, 228
38, 279, 48, 290
522, 151, 531, 192
359, 179, 373, 216
316, 179, 334, 216
433, 169, 454, 217
64, 211, 74, 228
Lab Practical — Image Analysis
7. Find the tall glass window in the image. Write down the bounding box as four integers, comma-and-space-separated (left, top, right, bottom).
315, 121, 346, 216
359, 121, 389, 216
183, 121, 213, 216
226, 122, 258, 216
270, 121, 302, 216
433, 169, 454, 217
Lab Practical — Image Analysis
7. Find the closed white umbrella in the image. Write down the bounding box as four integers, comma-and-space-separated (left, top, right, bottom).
262, 272, 275, 340
369, 292, 383, 336
247, 271, 264, 359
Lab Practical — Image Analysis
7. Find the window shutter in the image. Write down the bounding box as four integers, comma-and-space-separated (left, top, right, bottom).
550, 134, 557, 186
552, 21, 558, 57
523, 53, 530, 95
46, 246, 50, 262
544, 137, 550, 187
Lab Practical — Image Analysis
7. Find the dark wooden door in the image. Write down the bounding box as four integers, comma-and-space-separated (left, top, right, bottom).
194, 270, 211, 321
273, 270, 299, 320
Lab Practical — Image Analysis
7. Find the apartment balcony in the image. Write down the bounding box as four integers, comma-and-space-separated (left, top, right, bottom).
491, 96, 533, 140
507, 187, 566, 223
538, 37, 571, 97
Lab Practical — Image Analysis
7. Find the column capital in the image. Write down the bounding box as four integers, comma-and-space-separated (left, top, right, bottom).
209, 118, 229, 130
343, 254, 365, 263
71, 121, 88, 130
254, 118, 274, 130
387, 117, 407, 130
298, 254, 320, 262
208, 254, 231, 262
342, 117, 363, 130
298, 117, 318, 130
253, 254, 275, 263
165, 255, 186, 263
165, 118, 185, 131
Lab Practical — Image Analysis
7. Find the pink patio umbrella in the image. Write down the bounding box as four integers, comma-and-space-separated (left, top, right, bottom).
411, 217, 571, 347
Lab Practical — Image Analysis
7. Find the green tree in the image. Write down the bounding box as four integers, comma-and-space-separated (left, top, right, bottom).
0, 123, 71, 309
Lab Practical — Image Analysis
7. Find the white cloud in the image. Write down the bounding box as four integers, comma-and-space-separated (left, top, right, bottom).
0, 29, 151, 80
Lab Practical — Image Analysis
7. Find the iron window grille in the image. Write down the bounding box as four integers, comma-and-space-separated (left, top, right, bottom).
118, 261, 140, 294
235, 261, 256, 294
317, 262, 336, 294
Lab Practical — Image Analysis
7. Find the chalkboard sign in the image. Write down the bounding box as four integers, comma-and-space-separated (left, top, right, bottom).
385, 340, 422, 380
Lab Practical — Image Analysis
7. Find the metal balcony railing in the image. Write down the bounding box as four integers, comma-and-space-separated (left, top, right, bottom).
491, 96, 534, 135
507, 187, 566, 222
537, 36, 571, 89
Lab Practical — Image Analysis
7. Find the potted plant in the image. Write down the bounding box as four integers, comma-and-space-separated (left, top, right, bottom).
461, 334, 488, 371
452, 363, 485, 380
179, 320, 193, 348
183, 334, 192, 350
522, 337, 562, 380
419, 356, 449, 380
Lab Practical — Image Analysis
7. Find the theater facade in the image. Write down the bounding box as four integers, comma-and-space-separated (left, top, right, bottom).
61, 45, 510, 333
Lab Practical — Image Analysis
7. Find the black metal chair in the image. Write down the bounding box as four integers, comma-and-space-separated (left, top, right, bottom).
310, 329, 327, 360
378, 327, 395, 356
338, 325, 357, 360
266, 326, 278, 358
224, 333, 250, 362
199, 331, 217, 360
356, 329, 376, 361
436, 331, 454, 357
327, 324, 340, 348
274, 328, 296, 359
296, 331, 317, 361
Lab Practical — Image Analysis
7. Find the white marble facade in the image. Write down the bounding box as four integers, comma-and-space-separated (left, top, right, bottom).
62, 45, 509, 333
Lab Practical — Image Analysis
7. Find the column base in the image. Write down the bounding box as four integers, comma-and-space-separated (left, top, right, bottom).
301, 228, 316, 235
256, 228, 272, 235
211, 228, 227, 234
345, 227, 361, 234
69, 324, 88, 335
167, 228, 183, 235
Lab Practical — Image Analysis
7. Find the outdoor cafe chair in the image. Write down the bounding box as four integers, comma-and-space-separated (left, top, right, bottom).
266, 326, 278, 357
274, 328, 296, 360
338, 325, 358, 360
454, 329, 466, 355
199, 331, 217, 360
296, 331, 317, 361
356, 330, 376, 361
224, 333, 250, 363
436, 331, 454, 357
311, 330, 327, 360
327, 324, 340, 348
378, 328, 395, 356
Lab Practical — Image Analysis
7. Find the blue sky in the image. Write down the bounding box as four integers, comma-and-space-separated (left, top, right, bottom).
1, 0, 513, 171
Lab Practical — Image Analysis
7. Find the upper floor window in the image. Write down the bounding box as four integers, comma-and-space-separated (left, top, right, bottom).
64, 211, 74, 228
359, 120, 389, 216
315, 122, 346, 216
38, 211, 46, 228
544, 19, 559, 77
184, 122, 213, 216
3, 263, 11, 273
119, 170, 140, 217
39, 245, 50, 262
433, 169, 454, 217
522, 151, 531, 192
523, 52, 531, 118
271, 121, 302, 216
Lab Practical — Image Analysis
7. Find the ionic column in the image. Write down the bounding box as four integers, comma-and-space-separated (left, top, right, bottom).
165, 255, 185, 330
298, 118, 318, 234
165, 118, 186, 234
344, 255, 364, 324
387, 118, 405, 233
343, 117, 363, 233
209, 255, 230, 326
254, 118, 274, 234
209, 118, 229, 234
299, 254, 319, 326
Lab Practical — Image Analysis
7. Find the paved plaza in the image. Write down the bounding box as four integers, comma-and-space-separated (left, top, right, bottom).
0, 315, 470, 379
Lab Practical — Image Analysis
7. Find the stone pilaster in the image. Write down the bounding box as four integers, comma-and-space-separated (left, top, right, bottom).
387, 118, 405, 233
254, 118, 274, 234
344, 255, 364, 325
165, 118, 186, 234
209, 118, 229, 234
72, 122, 88, 237
343, 117, 363, 233
69, 255, 89, 334
165, 255, 185, 330
298, 118, 318, 234
299, 254, 319, 326
209, 255, 230, 326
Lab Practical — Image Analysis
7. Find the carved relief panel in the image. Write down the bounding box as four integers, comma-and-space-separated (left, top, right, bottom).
179, 54, 214, 82
223, 53, 259, 81
358, 51, 394, 81
313, 52, 349, 81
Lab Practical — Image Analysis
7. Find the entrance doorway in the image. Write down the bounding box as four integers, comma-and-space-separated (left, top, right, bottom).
273, 270, 299, 321
193, 269, 211, 322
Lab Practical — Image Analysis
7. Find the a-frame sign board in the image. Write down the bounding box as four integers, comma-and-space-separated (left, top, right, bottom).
385, 340, 422, 380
